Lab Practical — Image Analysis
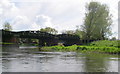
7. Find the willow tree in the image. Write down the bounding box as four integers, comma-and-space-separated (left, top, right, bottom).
82, 2, 112, 40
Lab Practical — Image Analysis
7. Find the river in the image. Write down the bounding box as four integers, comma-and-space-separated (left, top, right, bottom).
1, 46, 119, 72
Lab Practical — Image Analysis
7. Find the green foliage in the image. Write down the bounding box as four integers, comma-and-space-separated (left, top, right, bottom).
3, 22, 12, 31
90, 40, 119, 47
62, 30, 75, 35
41, 45, 77, 52
81, 2, 112, 40
41, 40, 119, 54
40, 27, 58, 34
75, 29, 85, 39
111, 37, 117, 40
77, 46, 119, 54
0, 42, 14, 44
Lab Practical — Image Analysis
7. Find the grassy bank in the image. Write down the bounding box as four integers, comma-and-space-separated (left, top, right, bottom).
41, 40, 120, 54
0, 42, 14, 45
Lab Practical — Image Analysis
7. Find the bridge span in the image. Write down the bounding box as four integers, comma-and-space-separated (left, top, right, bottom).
1, 29, 80, 46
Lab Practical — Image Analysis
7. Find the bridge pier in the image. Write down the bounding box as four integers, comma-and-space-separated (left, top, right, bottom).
2, 35, 18, 43
38, 37, 58, 47
2, 35, 19, 47
38, 39, 45, 47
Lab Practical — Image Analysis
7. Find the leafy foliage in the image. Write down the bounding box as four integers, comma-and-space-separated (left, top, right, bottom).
62, 30, 75, 35
41, 40, 119, 54
90, 40, 119, 47
81, 2, 112, 40
3, 22, 12, 31
40, 27, 58, 34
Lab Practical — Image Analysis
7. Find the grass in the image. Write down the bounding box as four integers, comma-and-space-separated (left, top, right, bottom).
1, 40, 119, 54
0, 42, 14, 44
41, 40, 120, 54
76, 45, 119, 54
89, 40, 119, 47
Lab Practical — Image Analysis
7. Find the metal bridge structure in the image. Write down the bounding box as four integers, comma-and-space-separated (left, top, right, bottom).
1, 29, 80, 46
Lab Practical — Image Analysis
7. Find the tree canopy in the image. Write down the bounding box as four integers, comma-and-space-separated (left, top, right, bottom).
3, 22, 12, 31
62, 30, 75, 35
40, 27, 58, 34
81, 2, 112, 40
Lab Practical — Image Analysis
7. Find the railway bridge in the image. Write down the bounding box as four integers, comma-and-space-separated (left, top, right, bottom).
1, 29, 80, 46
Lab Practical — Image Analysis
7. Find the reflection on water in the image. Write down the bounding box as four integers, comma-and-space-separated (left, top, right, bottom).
1, 46, 119, 72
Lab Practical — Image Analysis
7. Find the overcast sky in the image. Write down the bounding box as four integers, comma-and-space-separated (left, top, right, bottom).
0, 0, 119, 38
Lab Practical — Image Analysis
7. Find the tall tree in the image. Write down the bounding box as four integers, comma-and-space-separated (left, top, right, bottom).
40, 27, 58, 34
3, 22, 12, 31
75, 29, 84, 40
81, 2, 112, 40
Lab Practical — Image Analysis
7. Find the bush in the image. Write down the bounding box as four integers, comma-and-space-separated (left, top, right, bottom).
41, 40, 119, 54
90, 40, 119, 47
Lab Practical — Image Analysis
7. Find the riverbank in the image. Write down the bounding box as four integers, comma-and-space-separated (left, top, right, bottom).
1, 40, 119, 54
40, 40, 120, 54
0, 42, 19, 47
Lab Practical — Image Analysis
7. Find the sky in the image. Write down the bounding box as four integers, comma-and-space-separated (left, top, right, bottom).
0, 0, 119, 38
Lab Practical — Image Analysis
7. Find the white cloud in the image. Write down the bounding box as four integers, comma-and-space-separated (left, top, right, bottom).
35, 15, 53, 28
0, 0, 54, 31
0, 0, 19, 18
0, 0, 20, 29
11, 14, 54, 31
12, 15, 30, 31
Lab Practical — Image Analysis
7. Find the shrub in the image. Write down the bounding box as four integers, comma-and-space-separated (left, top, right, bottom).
90, 40, 119, 47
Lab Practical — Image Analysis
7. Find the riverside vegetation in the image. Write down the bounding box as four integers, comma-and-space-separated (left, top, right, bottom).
41, 40, 120, 54
2, 40, 119, 54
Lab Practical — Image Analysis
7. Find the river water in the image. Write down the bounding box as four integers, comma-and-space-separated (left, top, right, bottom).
1, 46, 119, 72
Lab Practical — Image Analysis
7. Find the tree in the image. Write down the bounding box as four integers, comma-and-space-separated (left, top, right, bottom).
40, 27, 58, 34
81, 2, 112, 40
62, 30, 75, 35
111, 37, 116, 40
3, 22, 12, 31
75, 29, 84, 39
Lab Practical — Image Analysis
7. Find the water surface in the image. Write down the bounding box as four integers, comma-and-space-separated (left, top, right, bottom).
2, 46, 119, 72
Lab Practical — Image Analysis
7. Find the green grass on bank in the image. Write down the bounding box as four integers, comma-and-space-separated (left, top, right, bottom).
41, 40, 120, 54
89, 40, 119, 47
41, 45, 119, 54
1, 40, 120, 54
0, 42, 14, 45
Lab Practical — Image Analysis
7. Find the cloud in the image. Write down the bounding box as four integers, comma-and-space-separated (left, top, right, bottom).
0, 0, 54, 31
0, 0, 20, 29
35, 15, 53, 28
12, 15, 30, 31
0, 0, 19, 18
11, 14, 54, 31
